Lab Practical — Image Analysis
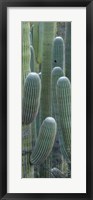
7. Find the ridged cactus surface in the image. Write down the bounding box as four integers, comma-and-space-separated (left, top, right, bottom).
52, 36, 64, 70
31, 117, 57, 165
22, 73, 41, 125
22, 22, 31, 72
56, 77, 71, 159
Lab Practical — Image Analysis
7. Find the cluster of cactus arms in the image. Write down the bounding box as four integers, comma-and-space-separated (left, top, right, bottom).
22, 22, 71, 178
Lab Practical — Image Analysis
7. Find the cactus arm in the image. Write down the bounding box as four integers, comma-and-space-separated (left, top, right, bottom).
31, 117, 57, 165
52, 36, 65, 72
22, 72, 41, 125
56, 76, 71, 161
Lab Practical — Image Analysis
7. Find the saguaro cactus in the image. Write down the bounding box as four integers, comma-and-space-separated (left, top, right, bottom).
56, 77, 71, 160
22, 72, 41, 125
52, 36, 64, 71
31, 117, 57, 165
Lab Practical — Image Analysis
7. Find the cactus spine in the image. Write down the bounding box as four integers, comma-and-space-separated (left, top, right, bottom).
31, 117, 57, 165
22, 73, 41, 125
52, 36, 64, 71
56, 77, 71, 160
65, 22, 71, 81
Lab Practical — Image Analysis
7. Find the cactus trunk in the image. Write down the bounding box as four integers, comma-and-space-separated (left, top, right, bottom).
41, 22, 56, 122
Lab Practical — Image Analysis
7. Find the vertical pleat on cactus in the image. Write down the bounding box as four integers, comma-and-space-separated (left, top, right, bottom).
65, 22, 71, 81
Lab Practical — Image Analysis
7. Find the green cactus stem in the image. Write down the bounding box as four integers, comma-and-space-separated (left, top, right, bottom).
65, 22, 71, 81
30, 45, 35, 72
31, 117, 57, 165
40, 22, 56, 178
41, 22, 56, 122
22, 22, 31, 95
22, 72, 41, 125
52, 36, 64, 71
22, 124, 33, 177
37, 22, 44, 64
56, 76, 71, 161
52, 67, 64, 169
52, 67, 69, 164
36, 72, 42, 136
33, 22, 39, 61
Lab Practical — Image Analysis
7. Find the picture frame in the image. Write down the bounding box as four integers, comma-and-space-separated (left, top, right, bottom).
0, 0, 93, 199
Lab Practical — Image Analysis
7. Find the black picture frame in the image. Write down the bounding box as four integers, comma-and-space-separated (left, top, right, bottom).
0, 0, 93, 199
